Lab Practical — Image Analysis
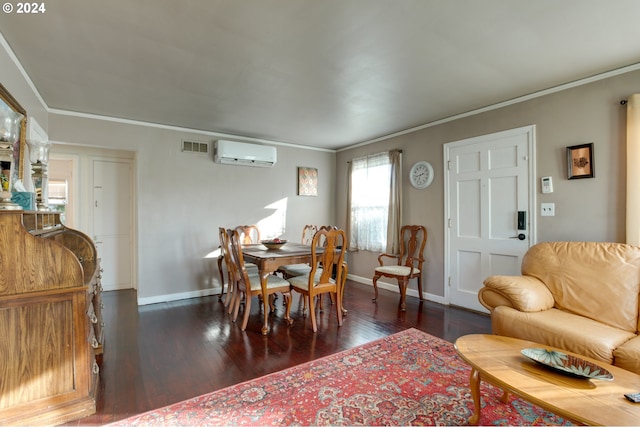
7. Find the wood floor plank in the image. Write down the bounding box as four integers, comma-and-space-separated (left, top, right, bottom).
66, 280, 491, 425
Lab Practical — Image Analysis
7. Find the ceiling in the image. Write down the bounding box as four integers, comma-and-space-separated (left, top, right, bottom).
1, 0, 640, 150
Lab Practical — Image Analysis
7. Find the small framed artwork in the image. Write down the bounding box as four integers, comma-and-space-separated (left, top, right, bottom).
567, 143, 594, 179
297, 167, 318, 196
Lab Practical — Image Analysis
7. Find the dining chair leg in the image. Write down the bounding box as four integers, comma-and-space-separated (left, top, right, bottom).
283, 291, 293, 325
416, 274, 424, 300
240, 294, 252, 331
217, 255, 225, 302
398, 278, 409, 311
335, 290, 343, 327
317, 295, 325, 311
372, 273, 381, 301
224, 273, 234, 307
231, 288, 242, 322
228, 284, 237, 315
340, 263, 348, 315
302, 295, 324, 313
260, 279, 270, 336
308, 293, 318, 333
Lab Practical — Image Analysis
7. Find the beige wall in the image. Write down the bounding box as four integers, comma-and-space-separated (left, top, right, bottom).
3, 39, 336, 303
47, 114, 336, 302
335, 69, 638, 299
0, 44, 47, 126
3, 35, 637, 305
1, 43, 48, 181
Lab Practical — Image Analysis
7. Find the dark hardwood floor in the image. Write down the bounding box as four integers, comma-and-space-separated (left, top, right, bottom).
71, 280, 491, 425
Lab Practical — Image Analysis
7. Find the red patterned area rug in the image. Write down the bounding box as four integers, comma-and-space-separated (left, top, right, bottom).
111, 329, 571, 426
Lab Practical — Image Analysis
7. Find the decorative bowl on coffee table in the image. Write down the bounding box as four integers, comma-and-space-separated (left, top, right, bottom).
521, 348, 613, 380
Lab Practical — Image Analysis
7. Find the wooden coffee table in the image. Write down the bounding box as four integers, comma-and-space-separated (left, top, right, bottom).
455, 334, 640, 426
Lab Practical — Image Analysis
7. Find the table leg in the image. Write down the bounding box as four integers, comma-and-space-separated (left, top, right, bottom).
468, 368, 481, 425
500, 389, 509, 403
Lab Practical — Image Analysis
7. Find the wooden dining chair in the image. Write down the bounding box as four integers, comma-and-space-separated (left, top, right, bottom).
285, 227, 347, 332
301, 224, 317, 245
228, 228, 292, 332
218, 227, 259, 307
217, 227, 234, 306
278, 224, 317, 279
234, 224, 262, 272
372, 224, 427, 311
280, 225, 338, 312
235, 224, 260, 244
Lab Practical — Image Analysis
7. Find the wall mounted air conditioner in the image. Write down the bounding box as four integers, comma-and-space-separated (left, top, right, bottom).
214, 140, 277, 167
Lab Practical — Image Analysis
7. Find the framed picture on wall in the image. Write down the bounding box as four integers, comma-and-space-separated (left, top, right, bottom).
567, 143, 594, 179
297, 167, 318, 196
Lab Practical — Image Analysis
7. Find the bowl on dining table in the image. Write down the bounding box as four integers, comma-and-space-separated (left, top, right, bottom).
261, 239, 287, 250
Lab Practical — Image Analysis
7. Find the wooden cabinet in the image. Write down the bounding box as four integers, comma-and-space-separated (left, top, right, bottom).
0, 211, 103, 425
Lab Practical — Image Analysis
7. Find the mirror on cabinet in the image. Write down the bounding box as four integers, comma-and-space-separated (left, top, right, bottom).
0, 83, 26, 192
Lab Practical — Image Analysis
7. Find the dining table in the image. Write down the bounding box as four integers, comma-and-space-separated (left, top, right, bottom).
241, 242, 346, 335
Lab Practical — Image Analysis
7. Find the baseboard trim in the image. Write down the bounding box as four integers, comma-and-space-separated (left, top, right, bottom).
347, 274, 447, 305
138, 287, 222, 306
137, 276, 447, 307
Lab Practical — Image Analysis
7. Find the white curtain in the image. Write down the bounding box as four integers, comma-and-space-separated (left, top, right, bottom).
627, 94, 640, 245
348, 151, 391, 252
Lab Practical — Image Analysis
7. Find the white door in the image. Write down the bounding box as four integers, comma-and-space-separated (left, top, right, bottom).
445, 126, 535, 312
93, 159, 133, 291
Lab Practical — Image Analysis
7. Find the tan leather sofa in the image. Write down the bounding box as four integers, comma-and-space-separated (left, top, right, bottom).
479, 241, 640, 375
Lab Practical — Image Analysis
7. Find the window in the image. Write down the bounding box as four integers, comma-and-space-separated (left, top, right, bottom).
47, 179, 68, 223
349, 152, 391, 252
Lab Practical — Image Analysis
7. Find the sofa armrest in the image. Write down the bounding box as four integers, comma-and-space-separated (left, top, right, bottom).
479, 275, 555, 312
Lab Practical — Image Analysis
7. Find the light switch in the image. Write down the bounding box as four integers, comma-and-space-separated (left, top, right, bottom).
541, 203, 555, 217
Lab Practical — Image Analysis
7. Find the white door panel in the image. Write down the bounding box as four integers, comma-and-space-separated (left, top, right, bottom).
94, 235, 132, 289
446, 126, 535, 312
93, 159, 133, 291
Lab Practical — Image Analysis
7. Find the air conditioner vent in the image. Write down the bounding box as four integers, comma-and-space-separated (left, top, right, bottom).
181, 140, 209, 154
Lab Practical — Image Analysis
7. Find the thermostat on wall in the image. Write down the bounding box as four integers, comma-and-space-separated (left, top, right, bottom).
541, 176, 553, 194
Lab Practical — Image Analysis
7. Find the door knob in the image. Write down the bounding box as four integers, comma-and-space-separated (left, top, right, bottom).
510, 233, 526, 240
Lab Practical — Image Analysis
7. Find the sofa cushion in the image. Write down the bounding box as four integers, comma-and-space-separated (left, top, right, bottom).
492, 306, 637, 364
613, 336, 640, 375
521, 241, 640, 333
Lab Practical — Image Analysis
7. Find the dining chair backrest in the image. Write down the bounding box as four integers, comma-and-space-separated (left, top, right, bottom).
397, 225, 427, 268
235, 225, 260, 244
315, 225, 338, 247
218, 226, 228, 267
219, 227, 238, 284
309, 227, 347, 288
229, 228, 251, 287
301, 224, 317, 245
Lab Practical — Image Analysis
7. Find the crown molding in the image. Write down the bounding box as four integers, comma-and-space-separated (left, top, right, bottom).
339, 62, 640, 152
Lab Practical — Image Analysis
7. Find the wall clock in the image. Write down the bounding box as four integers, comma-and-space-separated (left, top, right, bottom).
409, 161, 434, 189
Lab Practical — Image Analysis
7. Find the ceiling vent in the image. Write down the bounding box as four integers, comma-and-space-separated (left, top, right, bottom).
214, 140, 277, 167
181, 140, 209, 154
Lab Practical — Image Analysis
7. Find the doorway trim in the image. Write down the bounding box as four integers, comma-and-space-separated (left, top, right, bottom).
443, 125, 537, 307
